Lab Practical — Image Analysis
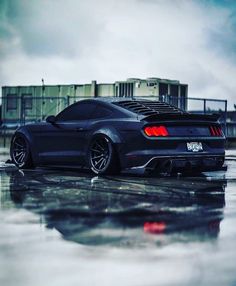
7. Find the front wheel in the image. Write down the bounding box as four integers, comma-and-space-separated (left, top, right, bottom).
88, 136, 120, 175
10, 135, 34, 169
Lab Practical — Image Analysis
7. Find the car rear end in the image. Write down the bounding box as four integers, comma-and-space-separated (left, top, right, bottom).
139, 114, 225, 174
113, 100, 226, 174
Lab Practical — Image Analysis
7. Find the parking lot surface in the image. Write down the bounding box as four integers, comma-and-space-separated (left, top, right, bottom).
1, 152, 236, 286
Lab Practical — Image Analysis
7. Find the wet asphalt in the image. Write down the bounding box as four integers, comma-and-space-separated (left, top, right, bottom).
1, 152, 236, 286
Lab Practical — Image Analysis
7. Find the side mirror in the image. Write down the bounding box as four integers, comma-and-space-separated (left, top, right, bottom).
46, 115, 56, 124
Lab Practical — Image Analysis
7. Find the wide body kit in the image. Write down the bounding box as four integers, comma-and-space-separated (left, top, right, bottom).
10, 99, 226, 175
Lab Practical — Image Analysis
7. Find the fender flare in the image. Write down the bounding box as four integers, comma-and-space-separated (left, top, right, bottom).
91, 126, 123, 144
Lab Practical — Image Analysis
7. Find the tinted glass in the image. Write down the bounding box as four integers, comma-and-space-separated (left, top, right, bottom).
56, 102, 96, 121
90, 106, 113, 119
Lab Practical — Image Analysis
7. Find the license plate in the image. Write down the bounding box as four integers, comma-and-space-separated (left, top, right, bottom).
187, 142, 203, 152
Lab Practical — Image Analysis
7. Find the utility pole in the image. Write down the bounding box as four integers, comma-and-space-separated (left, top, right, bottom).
42, 78, 45, 120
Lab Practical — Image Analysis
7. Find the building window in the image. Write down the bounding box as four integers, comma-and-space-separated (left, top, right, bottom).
170, 84, 179, 107
180, 85, 187, 110
159, 83, 168, 98
6, 94, 17, 111
23, 94, 33, 110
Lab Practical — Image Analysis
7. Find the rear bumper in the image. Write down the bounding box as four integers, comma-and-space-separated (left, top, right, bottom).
125, 154, 225, 174
119, 135, 226, 174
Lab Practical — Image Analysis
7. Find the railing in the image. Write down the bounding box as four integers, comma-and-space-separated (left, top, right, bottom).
0, 95, 229, 149
226, 122, 236, 138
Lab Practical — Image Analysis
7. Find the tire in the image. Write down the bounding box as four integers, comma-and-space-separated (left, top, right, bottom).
10, 134, 34, 169
88, 135, 120, 175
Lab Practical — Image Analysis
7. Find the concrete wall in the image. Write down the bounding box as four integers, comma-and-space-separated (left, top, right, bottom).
132, 80, 159, 97
97, 84, 115, 97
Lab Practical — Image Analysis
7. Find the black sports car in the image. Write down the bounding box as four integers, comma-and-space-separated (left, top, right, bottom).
10, 98, 226, 175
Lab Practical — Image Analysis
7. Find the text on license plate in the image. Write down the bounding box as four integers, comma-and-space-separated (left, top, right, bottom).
187, 142, 203, 152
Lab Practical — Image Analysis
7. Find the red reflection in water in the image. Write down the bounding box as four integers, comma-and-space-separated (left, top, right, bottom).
144, 222, 166, 234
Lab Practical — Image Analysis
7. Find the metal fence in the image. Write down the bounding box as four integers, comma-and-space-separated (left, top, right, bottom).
0, 95, 229, 148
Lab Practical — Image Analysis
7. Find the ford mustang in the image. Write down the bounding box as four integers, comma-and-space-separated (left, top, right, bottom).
10, 98, 226, 175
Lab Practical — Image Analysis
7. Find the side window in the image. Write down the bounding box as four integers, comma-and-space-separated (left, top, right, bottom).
90, 106, 113, 119
22, 94, 33, 110
56, 102, 96, 121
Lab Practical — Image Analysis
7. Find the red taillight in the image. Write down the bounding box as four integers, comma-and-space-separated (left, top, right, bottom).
144, 125, 169, 137
144, 222, 166, 234
209, 125, 223, 137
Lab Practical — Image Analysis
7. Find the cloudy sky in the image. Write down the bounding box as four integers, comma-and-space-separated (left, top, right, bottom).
0, 0, 236, 109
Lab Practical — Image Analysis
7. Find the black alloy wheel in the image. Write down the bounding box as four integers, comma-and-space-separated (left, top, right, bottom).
11, 135, 33, 168
89, 136, 119, 175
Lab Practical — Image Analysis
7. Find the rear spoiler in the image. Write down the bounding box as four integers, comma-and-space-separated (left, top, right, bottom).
141, 113, 221, 122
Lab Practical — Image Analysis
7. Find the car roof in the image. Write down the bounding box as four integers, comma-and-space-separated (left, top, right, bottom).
62, 98, 136, 118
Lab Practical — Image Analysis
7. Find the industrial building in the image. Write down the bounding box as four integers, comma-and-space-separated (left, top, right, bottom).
1, 77, 188, 126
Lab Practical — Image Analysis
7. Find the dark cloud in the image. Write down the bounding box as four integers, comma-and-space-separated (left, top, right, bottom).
0, 0, 236, 108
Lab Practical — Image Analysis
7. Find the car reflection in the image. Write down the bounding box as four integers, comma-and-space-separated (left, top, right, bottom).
6, 169, 226, 246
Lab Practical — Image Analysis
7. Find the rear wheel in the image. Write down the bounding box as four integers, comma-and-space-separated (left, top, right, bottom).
10, 135, 34, 169
88, 135, 120, 175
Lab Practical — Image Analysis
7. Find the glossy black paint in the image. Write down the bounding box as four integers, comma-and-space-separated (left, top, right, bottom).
11, 98, 226, 174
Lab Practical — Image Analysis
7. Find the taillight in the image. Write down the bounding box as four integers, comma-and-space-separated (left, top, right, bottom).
209, 125, 223, 137
144, 125, 169, 137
